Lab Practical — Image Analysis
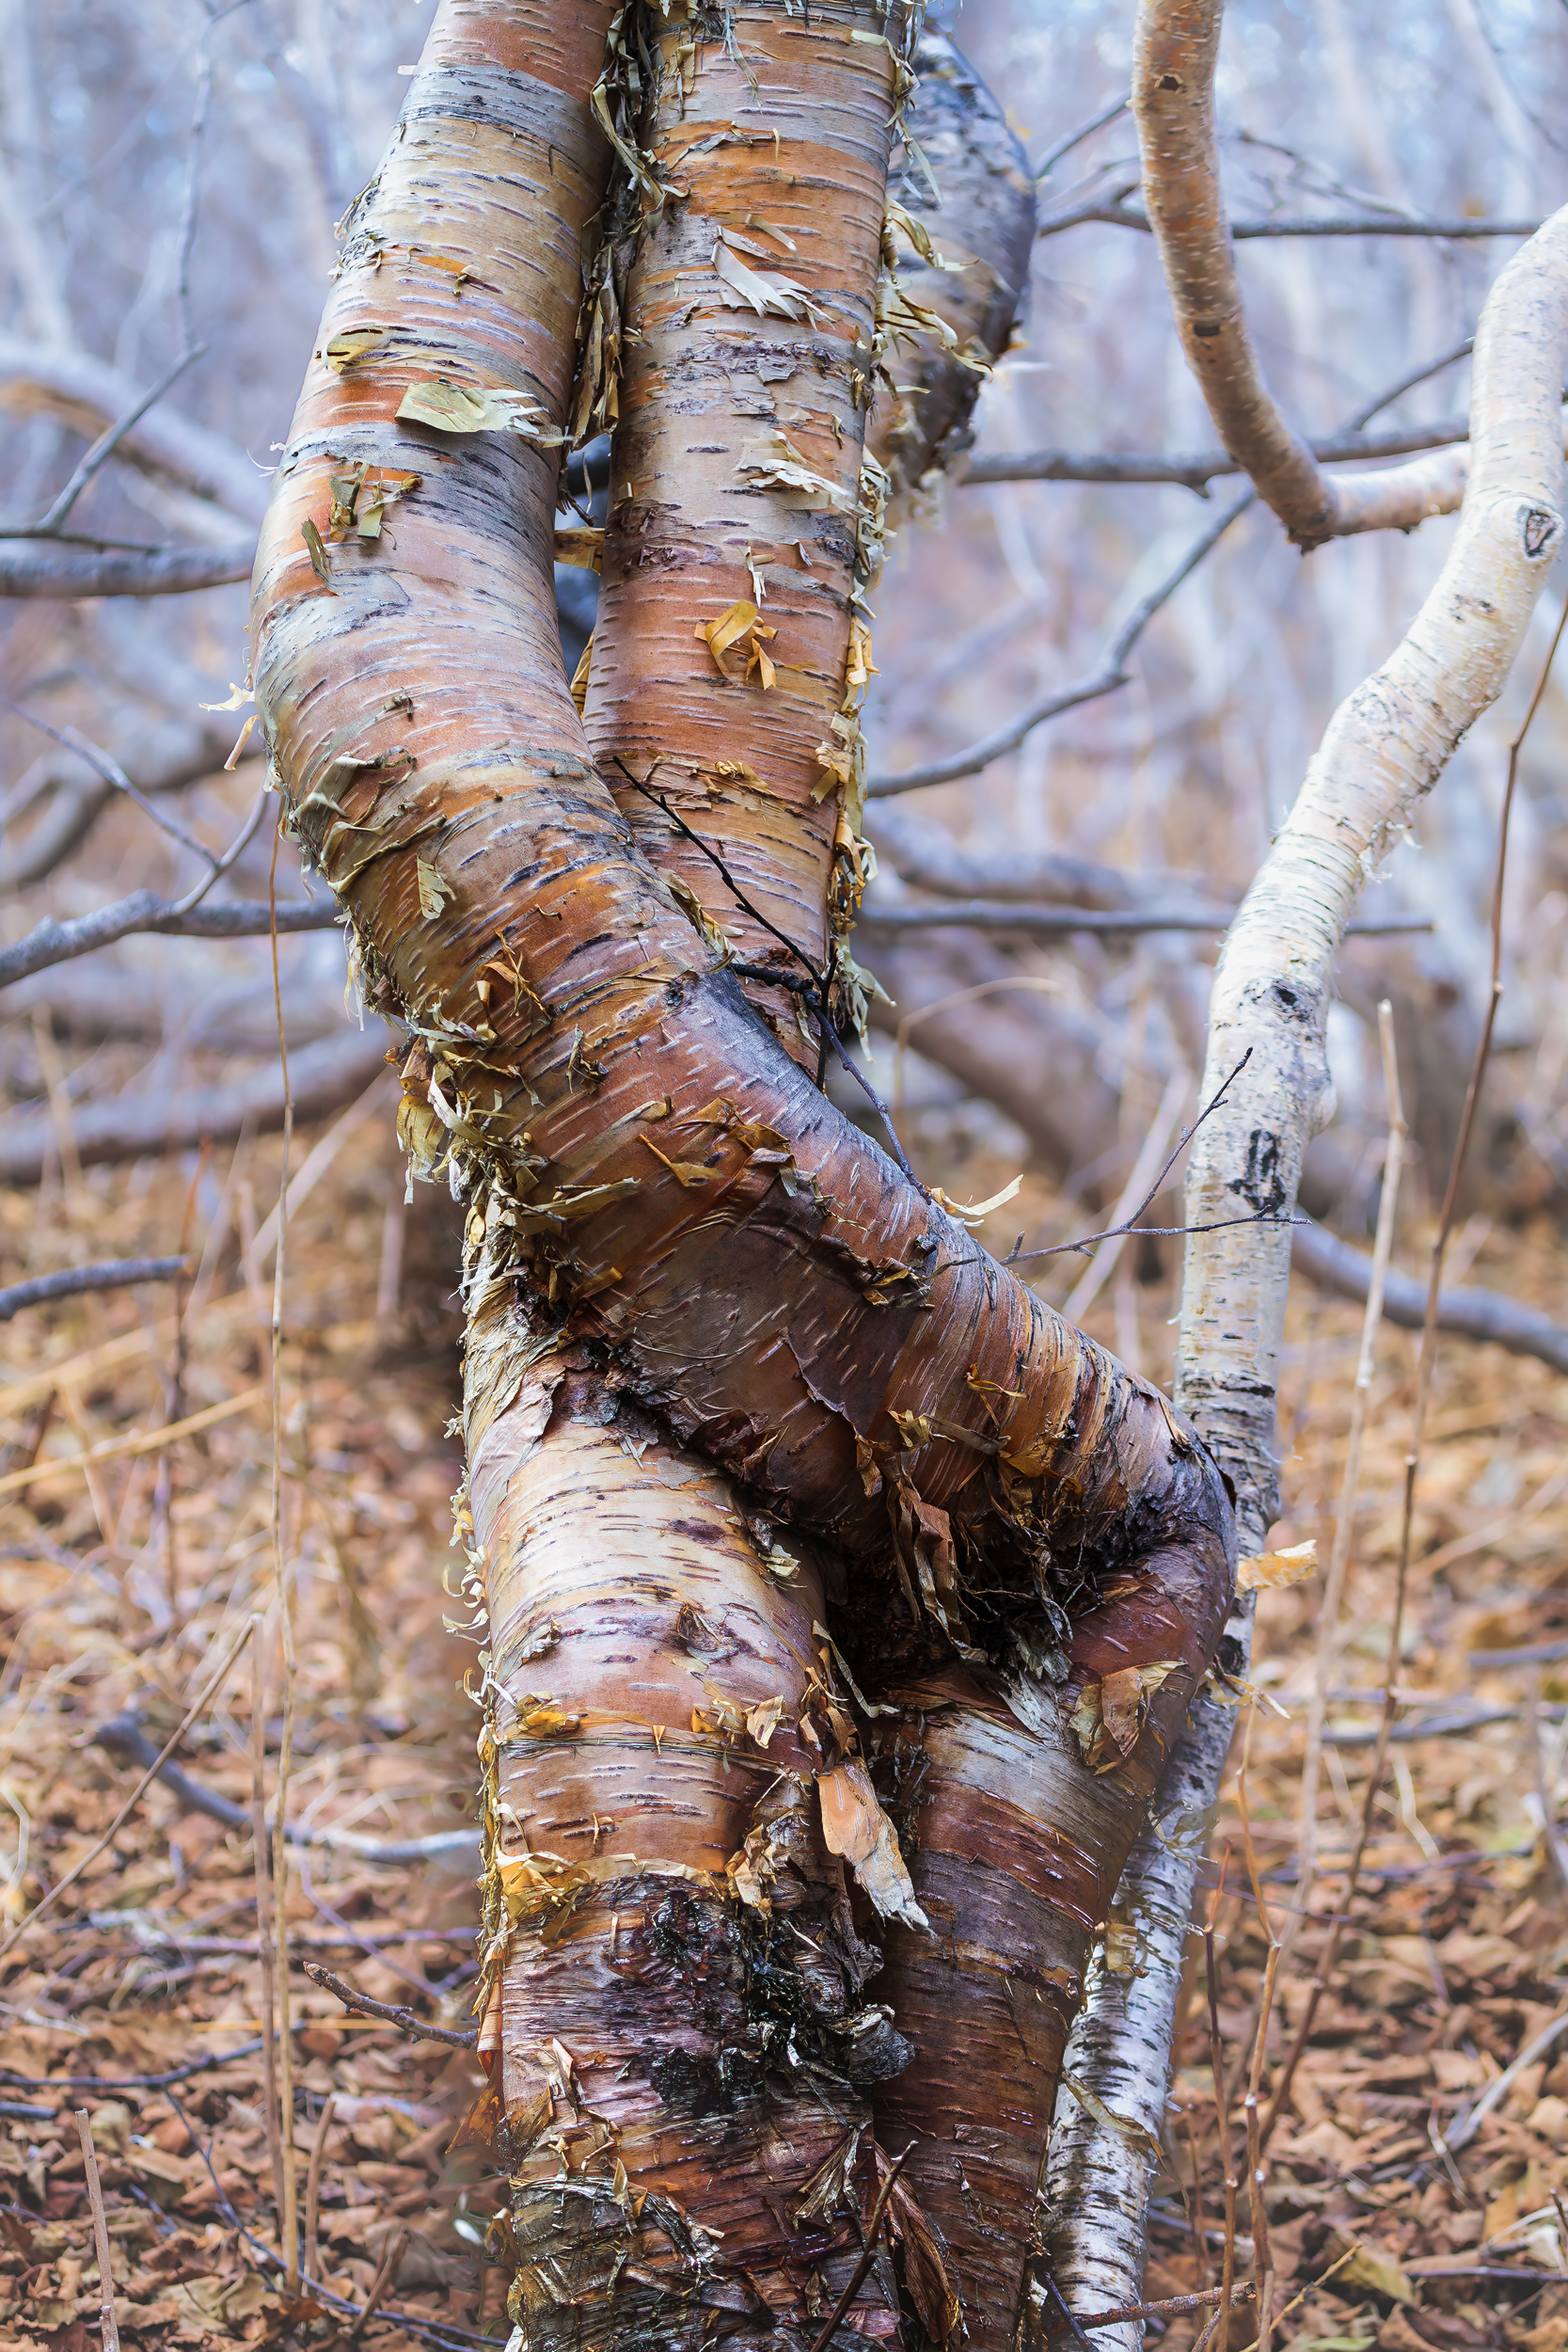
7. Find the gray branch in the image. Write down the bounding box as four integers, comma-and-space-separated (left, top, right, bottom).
963, 415, 1469, 491
0, 1256, 188, 1322
1291, 1215, 1568, 1376
0, 534, 256, 598
858, 899, 1432, 938
1041, 197, 1541, 241
0, 891, 340, 991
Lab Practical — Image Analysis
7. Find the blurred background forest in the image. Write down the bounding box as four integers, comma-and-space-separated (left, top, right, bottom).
3, 2, 1568, 2347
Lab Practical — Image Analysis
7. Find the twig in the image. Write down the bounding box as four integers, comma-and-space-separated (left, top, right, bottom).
866, 491, 1254, 797
1291, 1217, 1568, 1377
1050, 2282, 1258, 2334
302, 1961, 480, 2049
1038, 197, 1541, 242
1063, 1070, 1187, 1320
1012, 1052, 1252, 1268
611, 759, 921, 1184
1296, 1004, 1406, 1934
0, 891, 336, 992
305, 2094, 336, 2289
92, 1709, 475, 1860
0, 1256, 189, 1323
0, 1610, 253, 1962
0, 348, 203, 539
1243, 1945, 1281, 2352
1204, 1925, 1239, 2352
345, 2228, 410, 2346
0, 2040, 263, 2092
268, 814, 301, 2296
0, 1380, 264, 1505
1528, 1668, 1568, 1894
75, 2109, 121, 2352
1033, 92, 1130, 182
1442, 2008, 1568, 2153
806, 2148, 910, 2352
253, 1617, 284, 2224
0, 694, 221, 871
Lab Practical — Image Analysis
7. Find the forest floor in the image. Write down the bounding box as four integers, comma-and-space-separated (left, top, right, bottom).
0, 1095, 1563, 2352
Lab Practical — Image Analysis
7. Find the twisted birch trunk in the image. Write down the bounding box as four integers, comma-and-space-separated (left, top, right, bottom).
1044, 200, 1568, 2337
247, 7, 1235, 2343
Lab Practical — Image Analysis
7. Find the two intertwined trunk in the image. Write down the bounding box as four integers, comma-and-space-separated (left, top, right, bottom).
247, 8, 1235, 2344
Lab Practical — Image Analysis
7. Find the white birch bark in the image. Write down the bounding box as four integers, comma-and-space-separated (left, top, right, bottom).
1043, 200, 1568, 2338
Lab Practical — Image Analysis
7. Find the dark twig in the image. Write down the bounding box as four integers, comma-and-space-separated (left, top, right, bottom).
0, 1256, 189, 1323
867, 492, 1254, 797
612, 759, 922, 1185
0, 695, 220, 870
806, 2148, 911, 2352
1007, 1054, 1254, 1263
1038, 197, 1541, 241
0, 348, 203, 540
1043, 2273, 1098, 2352
345, 2228, 411, 2346
302, 1960, 480, 2049
0, 2038, 263, 2092
1046, 2282, 1258, 2336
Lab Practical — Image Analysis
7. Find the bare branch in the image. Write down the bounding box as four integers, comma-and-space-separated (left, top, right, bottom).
1291, 1216, 1568, 1376
1041, 195, 1541, 242
0, 336, 270, 525
300, 1962, 478, 2049
963, 415, 1468, 490
0, 892, 338, 991
2, 713, 261, 891
866, 490, 1253, 798
0, 1256, 189, 1323
7, 348, 204, 539
0, 693, 223, 869
1032, 93, 1130, 184
0, 534, 256, 597
0, 1025, 390, 1184
858, 898, 1432, 939
1131, 5, 1501, 547
870, 801, 1227, 911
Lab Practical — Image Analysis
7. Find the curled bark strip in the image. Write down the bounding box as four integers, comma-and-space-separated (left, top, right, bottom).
1291, 1216, 1568, 1378
248, 8, 1234, 2343
0, 534, 257, 599
1047, 197, 1568, 2329
0, 1027, 390, 1183
1133, 2, 1484, 548
865, 27, 1036, 513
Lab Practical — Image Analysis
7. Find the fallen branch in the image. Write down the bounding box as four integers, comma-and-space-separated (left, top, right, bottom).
0, 891, 339, 990
93, 1712, 476, 1865
0, 1025, 391, 1184
1291, 1216, 1568, 1376
302, 1961, 478, 2049
1132, 5, 1497, 546
0, 1256, 188, 1322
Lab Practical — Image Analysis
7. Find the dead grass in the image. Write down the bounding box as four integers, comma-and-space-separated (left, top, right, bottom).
0, 1100, 1563, 2350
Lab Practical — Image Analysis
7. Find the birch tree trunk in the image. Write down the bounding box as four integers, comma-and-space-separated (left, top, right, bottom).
1044, 198, 1568, 2341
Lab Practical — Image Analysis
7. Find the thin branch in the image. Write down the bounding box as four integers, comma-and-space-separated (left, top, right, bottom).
857, 899, 1432, 937
806, 2150, 911, 2352
1, 348, 204, 539
0, 535, 257, 597
964, 416, 1469, 491
0, 891, 339, 992
1033, 93, 1130, 183
1049, 2284, 1258, 2336
0, 694, 220, 869
0, 1255, 189, 1322
1040, 195, 1541, 241
75, 2111, 122, 2352
866, 490, 1253, 798
302, 1960, 479, 2049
